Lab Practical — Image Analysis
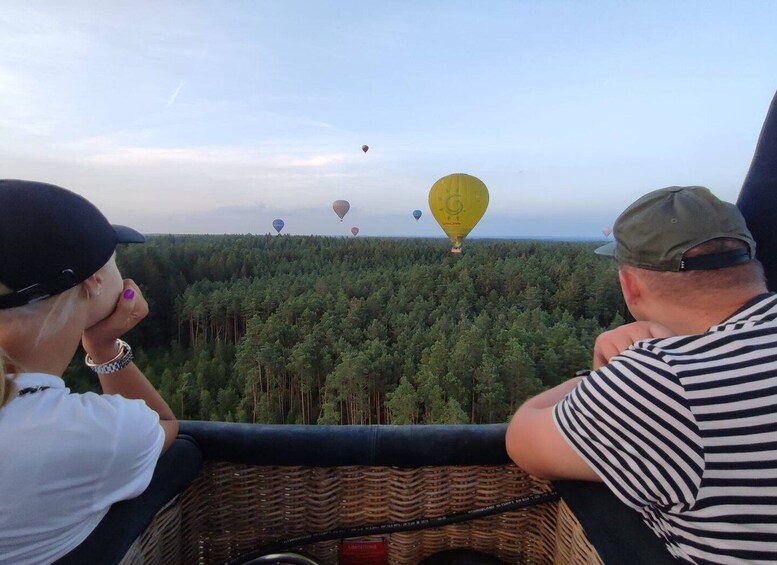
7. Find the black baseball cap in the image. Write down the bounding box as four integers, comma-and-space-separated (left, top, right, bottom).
0, 180, 145, 310
594, 186, 756, 271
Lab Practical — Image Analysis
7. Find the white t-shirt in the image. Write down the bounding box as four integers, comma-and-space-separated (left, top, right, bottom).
0, 373, 165, 565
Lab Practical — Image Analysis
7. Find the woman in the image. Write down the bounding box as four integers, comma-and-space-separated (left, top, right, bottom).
0, 179, 178, 564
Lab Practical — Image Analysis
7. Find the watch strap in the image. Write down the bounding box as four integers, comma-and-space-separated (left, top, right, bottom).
85, 339, 134, 374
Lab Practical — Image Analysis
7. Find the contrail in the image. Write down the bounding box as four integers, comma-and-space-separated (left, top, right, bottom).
166, 81, 185, 108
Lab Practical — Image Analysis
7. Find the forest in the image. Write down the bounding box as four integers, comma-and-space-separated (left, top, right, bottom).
65, 235, 624, 425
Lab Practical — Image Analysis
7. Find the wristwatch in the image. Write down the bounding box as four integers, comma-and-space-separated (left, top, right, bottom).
85, 339, 134, 374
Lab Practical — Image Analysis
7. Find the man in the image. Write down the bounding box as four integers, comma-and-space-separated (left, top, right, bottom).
506, 186, 777, 563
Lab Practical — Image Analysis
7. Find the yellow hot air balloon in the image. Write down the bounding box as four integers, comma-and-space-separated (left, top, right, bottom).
428, 173, 489, 253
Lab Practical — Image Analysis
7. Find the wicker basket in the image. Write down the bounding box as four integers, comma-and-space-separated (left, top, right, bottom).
120, 462, 601, 564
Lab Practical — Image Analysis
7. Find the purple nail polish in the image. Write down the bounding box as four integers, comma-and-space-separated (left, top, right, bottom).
123, 289, 135, 299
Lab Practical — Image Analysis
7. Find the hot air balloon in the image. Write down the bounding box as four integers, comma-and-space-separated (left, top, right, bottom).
351, 227, 359, 236
272, 219, 284, 234
602, 226, 612, 238
332, 200, 350, 222
428, 173, 489, 253
413, 209, 422, 221
361, 145, 369, 153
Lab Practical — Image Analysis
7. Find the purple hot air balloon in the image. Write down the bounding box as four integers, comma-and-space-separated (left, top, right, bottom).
362, 145, 369, 153
351, 227, 359, 236
272, 219, 284, 234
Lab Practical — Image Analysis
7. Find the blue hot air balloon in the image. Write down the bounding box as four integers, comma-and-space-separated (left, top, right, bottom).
272, 219, 284, 234
413, 209, 422, 221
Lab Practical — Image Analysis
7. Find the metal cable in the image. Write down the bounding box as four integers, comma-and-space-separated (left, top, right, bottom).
228, 490, 560, 565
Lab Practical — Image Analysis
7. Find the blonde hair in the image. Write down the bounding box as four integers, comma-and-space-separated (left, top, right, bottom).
0, 252, 119, 409
0, 280, 15, 406
1, 346, 14, 408
0, 286, 82, 408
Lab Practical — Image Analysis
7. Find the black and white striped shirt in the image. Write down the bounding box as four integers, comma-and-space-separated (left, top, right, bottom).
555, 293, 777, 564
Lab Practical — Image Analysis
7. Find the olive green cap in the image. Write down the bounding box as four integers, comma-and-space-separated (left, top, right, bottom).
594, 186, 756, 271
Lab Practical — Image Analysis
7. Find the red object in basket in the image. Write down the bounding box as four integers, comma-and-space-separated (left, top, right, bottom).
339, 540, 388, 565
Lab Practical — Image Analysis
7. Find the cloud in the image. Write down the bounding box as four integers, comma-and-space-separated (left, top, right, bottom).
73, 143, 349, 170
166, 81, 185, 108
0, 135, 368, 222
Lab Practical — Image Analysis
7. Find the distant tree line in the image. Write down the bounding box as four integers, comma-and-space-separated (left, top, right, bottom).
65, 235, 623, 425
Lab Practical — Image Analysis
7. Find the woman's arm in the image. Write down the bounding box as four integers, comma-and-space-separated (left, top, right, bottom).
81, 280, 178, 451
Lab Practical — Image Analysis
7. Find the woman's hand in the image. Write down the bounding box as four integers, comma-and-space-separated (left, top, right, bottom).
592, 321, 675, 369
81, 280, 148, 363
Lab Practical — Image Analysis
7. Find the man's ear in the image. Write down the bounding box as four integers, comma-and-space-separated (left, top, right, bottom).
80, 273, 104, 299
618, 268, 641, 306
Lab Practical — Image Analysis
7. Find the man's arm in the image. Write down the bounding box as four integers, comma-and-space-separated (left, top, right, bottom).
593, 321, 674, 368
507, 321, 676, 480
505, 376, 601, 481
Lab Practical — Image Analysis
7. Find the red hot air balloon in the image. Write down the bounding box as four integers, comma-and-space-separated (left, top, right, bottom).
362, 145, 369, 153
351, 227, 359, 236
602, 226, 612, 238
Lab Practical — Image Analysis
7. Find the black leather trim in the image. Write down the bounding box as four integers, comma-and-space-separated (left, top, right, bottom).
178, 421, 510, 467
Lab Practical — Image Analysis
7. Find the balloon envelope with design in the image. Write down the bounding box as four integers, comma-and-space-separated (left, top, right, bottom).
272, 219, 284, 234
428, 173, 489, 253
351, 227, 359, 236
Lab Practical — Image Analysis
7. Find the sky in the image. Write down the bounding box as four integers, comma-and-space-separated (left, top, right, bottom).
1, 1, 776, 239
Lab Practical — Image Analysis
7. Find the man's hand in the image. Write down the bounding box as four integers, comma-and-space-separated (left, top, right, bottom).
593, 321, 674, 369
82, 280, 148, 363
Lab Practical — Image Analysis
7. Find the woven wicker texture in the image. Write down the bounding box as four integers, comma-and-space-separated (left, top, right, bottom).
119, 497, 184, 565
553, 499, 601, 565
117, 461, 602, 564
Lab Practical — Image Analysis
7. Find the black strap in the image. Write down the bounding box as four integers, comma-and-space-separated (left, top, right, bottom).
0, 270, 79, 310
679, 248, 751, 271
